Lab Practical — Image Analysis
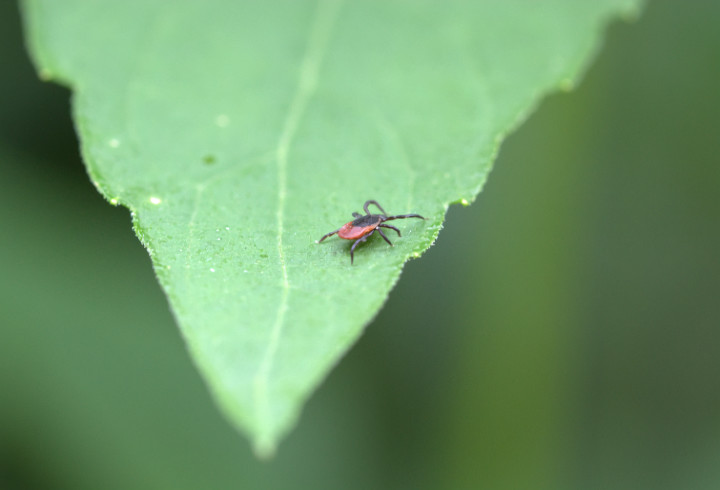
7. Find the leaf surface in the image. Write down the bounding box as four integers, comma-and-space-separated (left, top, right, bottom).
23, 0, 641, 454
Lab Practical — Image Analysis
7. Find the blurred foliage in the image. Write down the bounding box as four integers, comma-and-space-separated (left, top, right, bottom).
1, 0, 719, 489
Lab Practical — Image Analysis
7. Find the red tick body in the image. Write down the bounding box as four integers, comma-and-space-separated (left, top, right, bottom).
318, 200, 425, 264
337, 214, 384, 240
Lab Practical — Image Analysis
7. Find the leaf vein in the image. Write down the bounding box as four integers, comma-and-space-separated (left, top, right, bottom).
251, 0, 342, 455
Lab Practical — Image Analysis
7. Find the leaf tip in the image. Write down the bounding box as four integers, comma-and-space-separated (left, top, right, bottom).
253, 437, 277, 461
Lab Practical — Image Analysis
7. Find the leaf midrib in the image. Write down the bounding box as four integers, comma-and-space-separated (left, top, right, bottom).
250, 0, 343, 457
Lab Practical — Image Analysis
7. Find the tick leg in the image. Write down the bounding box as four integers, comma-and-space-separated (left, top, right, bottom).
352, 212, 362, 218
364, 200, 388, 217
376, 228, 394, 246
385, 214, 425, 221
350, 232, 372, 264
379, 224, 401, 237
318, 229, 340, 242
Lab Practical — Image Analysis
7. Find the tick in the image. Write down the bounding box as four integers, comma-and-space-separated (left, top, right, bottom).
318, 200, 425, 264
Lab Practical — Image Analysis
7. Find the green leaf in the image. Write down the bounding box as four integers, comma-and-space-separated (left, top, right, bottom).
22, 0, 642, 455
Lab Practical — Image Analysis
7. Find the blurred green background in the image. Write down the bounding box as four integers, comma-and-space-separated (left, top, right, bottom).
2, 0, 719, 489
